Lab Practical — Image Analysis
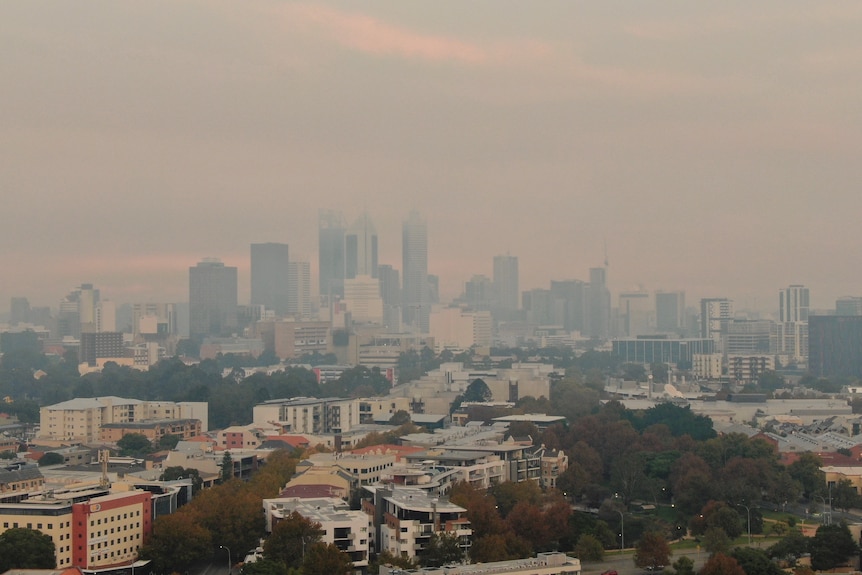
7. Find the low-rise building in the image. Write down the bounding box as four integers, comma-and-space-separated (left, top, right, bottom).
253, 397, 360, 435
99, 419, 201, 443
262, 496, 370, 572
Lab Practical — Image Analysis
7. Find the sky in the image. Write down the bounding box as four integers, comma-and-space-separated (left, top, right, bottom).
2, 1, 862, 312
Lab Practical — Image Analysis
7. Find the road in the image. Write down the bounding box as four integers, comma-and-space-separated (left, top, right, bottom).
580, 547, 710, 575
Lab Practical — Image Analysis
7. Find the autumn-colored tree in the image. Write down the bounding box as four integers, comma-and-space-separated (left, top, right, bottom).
507, 501, 549, 551
698, 553, 746, 575
634, 531, 671, 571
302, 542, 353, 575
138, 510, 212, 573
469, 532, 532, 563
670, 453, 715, 515
689, 501, 742, 539
490, 480, 542, 517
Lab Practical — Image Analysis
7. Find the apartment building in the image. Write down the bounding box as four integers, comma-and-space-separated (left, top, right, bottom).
99, 419, 202, 443
253, 397, 360, 435
262, 496, 370, 572
362, 486, 471, 560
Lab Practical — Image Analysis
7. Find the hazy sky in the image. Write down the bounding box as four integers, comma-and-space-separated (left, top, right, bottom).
3, 1, 862, 311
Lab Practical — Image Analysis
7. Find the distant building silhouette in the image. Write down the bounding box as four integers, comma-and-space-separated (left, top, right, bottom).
189, 259, 238, 338
318, 209, 346, 299
809, 315, 862, 378
700, 297, 733, 350
251, 242, 290, 315
287, 261, 312, 317
655, 291, 685, 333
587, 267, 610, 339
345, 213, 378, 279
402, 211, 429, 333
493, 255, 519, 312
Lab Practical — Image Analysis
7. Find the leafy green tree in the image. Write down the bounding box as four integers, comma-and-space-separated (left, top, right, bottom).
634, 531, 671, 570
419, 531, 464, 567
730, 547, 784, 575
768, 529, 808, 563
574, 533, 604, 561
0, 450, 16, 460
463, 378, 492, 402
157, 433, 181, 450
787, 452, 824, 499
370, 550, 417, 573
809, 523, 859, 571
302, 542, 353, 575
117, 432, 152, 456
668, 556, 695, 575
38, 452, 65, 466
701, 527, 732, 555
831, 478, 860, 511
160, 465, 204, 493
220, 451, 234, 482
263, 511, 323, 569
0, 528, 56, 571
389, 410, 411, 426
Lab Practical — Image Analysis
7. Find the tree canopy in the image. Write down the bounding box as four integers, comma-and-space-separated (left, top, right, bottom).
0, 528, 56, 572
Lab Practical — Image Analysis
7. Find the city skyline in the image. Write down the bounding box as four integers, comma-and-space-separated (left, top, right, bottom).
4, 2, 862, 309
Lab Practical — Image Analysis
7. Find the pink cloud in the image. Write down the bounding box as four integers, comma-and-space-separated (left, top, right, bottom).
277, 4, 550, 65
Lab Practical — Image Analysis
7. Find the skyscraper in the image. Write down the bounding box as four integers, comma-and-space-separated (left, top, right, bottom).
493, 255, 519, 312
780, 285, 809, 323
655, 291, 686, 333
700, 298, 733, 348
587, 267, 610, 339
189, 259, 238, 338
345, 213, 378, 279
378, 264, 401, 332
402, 211, 429, 333
287, 261, 312, 317
318, 210, 346, 299
251, 243, 290, 315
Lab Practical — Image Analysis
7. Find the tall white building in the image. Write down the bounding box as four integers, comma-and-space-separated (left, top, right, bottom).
778, 284, 809, 363
429, 308, 492, 353
287, 261, 312, 317
700, 298, 733, 350
344, 275, 384, 324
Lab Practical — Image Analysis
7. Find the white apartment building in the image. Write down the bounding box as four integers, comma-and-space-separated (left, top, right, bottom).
262, 496, 371, 572
39, 397, 208, 442
344, 275, 384, 324
429, 308, 492, 353
692, 353, 723, 380
253, 397, 360, 435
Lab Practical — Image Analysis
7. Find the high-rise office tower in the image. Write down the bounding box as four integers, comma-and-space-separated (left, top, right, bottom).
378, 264, 401, 332
78, 283, 100, 333
523, 288, 554, 326
402, 211, 429, 333
778, 284, 809, 361
837, 297, 862, 316
619, 290, 652, 337
809, 315, 862, 378
345, 213, 378, 279
587, 267, 610, 339
493, 255, 519, 312
465, 275, 494, 311
318, 210, 346, 299
700, 298, 733, 348
780, 285, 809, 323
251, 243, 290, 315
287, 261, 312, 317
550, 280, 587, 333
656, 291, 686, 333
344, 275, 384, 324
189, 259, 238, 338
9, 297, 30, 325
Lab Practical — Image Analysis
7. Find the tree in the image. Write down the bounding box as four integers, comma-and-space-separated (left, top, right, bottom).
371, 550, 417, 573
419, 532, 464, 567
469, 532, 532, 563
634, 531, 671, 571
389, 410, 412, 426
831, 478, 860, 511
668, 556, 695, 575
38, 452, 65, 466
699, 553, 745, 575
574, 533, 604, 561
701, 527, 732, 555
139, 511, 212, 573
220, 450, 234, 482
768, 529, 808, 563
809, 523, 859, 571
117, 432, 152, 456
302, 542, 353, 575
787, 452, 825, 499
239, 558, 289, 575
160, 465, 204, 493
0, 528, 56, 571
507, 502, 550, 552
463, 378, 492, 403
264, 511, 323, 569
730, 547, 784, 575
158, 433, 181, 450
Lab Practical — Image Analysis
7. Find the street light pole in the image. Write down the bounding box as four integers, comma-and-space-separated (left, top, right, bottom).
737, 503, 751, 545
220, 545, 232, 575
616, 510, 625, 554
814, 495, 827, 525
